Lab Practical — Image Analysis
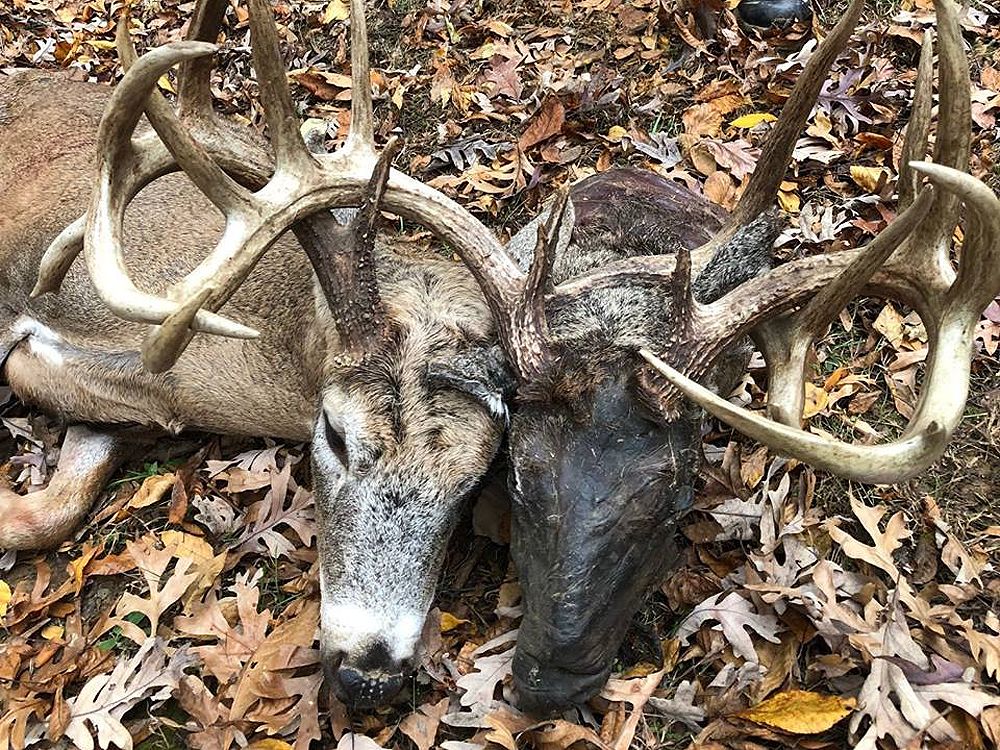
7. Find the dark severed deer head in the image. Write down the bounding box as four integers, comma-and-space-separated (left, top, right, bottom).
466, 0, 996, 713
31, 0, 524, 708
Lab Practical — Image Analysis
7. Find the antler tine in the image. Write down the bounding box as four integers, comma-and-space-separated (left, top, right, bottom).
247, 0, 316, 175
917, 0, 971, 269
86, 0, 530, 371
913, 163, 1000, 315
85, 41, 257, 339
116, 14, 252, 215
751, 186, 936, 425
31, 6, 226, 300
898, 31, 933, 210
495, 189, 571, 379
345, 0, 375, 151
544, 0, 868, 296
636, 182, 937, 480
31, 217, 86, 298
641, 349, 949, 483
294, 138, 400, 357
141, 288, 213, 373
718, 0, 864, 244
177, 0, 228, 118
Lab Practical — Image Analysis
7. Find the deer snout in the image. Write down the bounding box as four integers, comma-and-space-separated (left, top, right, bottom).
328, 661, 407, 709
322, 641, 411, 709
320, 602, 422, 708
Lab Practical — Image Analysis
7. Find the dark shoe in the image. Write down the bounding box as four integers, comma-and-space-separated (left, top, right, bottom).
737, 0, 813, 29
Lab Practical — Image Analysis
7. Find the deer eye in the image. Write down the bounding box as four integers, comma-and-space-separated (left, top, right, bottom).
323, 412, 350, 467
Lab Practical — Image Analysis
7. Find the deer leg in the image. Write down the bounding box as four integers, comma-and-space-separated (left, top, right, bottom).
0, 425, 137, 550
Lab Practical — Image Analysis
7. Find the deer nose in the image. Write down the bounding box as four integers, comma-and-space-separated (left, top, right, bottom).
334, 666, 405, 708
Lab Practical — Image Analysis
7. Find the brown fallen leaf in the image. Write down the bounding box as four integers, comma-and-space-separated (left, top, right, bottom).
399, 697, 449, 750
526, 719, 611, 750
109, 535, 201, 644
518, 95, 565, 151
703, 170, 736, 209
62, 638, 196, 750
601, 668, 667, 750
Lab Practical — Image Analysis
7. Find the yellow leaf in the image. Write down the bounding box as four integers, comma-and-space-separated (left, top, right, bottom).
873, 302, 904, 350
391, 84, 405, 110
738, 690, 855, 734
730, 112, 777, 129
156, 74, 176, 95
802, 382, 829, 419
777, 190, 800, 213
41, 623, 64, 640
127, 473, 175, 510
850, 165, 886, 192
619, 661, 661, 678
160, 530, 214, 564
440, 612, 470, 632
607, 125, 628, 142
247, 741, 294, 750
0, 580, 11, 619
68, 543, 102, 594
322, 0, 349, 23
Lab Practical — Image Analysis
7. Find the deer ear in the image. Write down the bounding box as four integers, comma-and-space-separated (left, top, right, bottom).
426, 346, 515, 422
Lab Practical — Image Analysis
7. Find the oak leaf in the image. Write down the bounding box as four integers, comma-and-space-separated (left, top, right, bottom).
677, 592, 781, 663
231, 463, 315, 563
825, 497, 910, 582
111, 535, 200, 644
62, 638, 195, 750
646, 680, 705, 730
399, 697, 449, 750
457, 651, 514, 708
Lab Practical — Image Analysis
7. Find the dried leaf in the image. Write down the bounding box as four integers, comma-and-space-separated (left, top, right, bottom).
518, 96, 565, 151
399, 697, 449, 750
126, 472, 176, 510
457, 648, 515, 708
850, 165, 887, 192
677, 592, 782, 663
737, 690, 855, 734
63, 638, 195, 750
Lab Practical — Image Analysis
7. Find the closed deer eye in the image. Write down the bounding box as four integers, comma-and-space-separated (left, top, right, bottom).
323, 413, 350, 467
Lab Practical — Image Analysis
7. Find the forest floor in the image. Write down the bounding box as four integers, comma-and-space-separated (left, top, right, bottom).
1, 0, 1000, 748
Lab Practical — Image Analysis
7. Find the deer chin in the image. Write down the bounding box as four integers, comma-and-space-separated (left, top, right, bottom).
508, 375, 692, 713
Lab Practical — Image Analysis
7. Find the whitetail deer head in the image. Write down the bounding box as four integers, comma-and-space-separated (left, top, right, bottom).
31, 0, 522, 709
460, 0, 998, 713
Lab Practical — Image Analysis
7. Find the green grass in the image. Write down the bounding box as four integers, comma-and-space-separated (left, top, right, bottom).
108, 460, 181, 489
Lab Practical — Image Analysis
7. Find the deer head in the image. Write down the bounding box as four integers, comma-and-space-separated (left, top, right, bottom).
33, 0, 522, 708
468, 0, 995, 713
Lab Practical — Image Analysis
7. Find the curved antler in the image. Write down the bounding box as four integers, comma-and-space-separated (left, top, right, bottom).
66, 0, 545, 373
640, 0, 997, 484
546, 0, 866, 303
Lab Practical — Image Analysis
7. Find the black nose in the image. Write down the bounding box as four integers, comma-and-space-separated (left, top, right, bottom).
335, 666, 405, 708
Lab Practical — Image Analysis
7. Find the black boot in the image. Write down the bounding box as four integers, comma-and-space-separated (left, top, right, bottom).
737, 0, 812, 29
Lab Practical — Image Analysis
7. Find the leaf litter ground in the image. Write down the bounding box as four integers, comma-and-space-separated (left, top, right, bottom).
1, 0, 1000, 748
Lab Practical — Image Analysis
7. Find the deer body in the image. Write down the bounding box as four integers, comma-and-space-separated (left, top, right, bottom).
0, 69, 505, 706
2, 70, 319, 437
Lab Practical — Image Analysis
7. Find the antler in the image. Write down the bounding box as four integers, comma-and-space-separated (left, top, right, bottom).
46, 0, 550, 374
641, 0, 998, 484
546, 0, 866, 303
